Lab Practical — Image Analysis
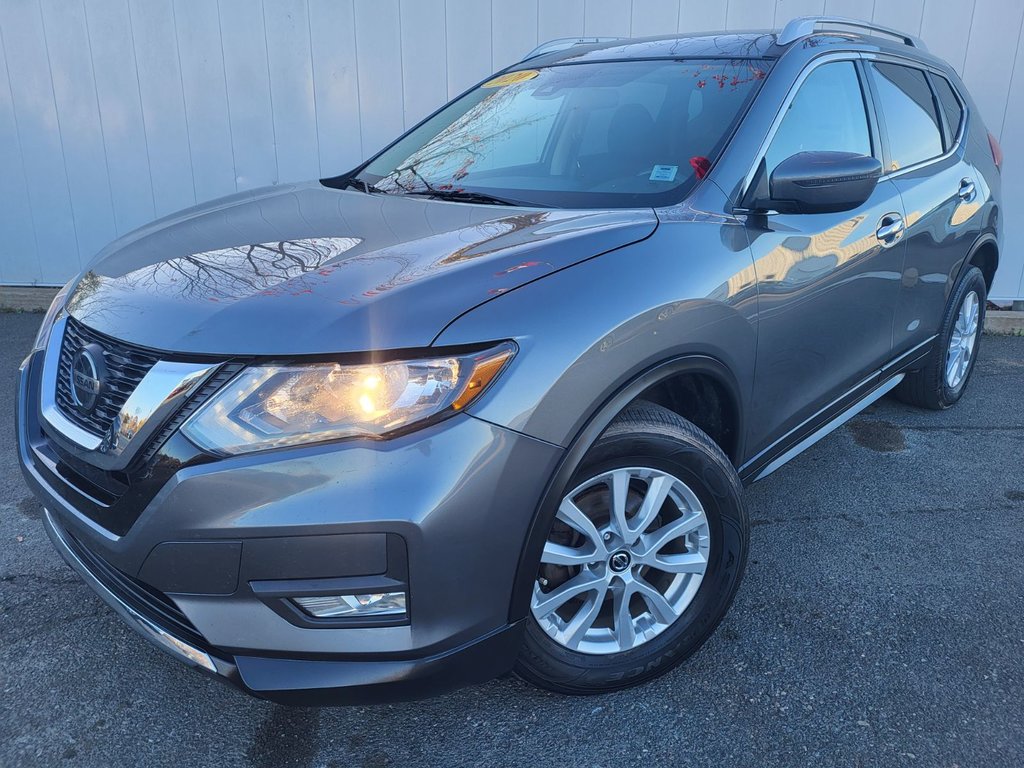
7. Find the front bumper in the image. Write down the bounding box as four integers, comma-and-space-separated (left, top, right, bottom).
18, 350, 563, 704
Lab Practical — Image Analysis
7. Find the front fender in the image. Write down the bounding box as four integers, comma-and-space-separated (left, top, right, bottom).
432, 196, 760, 625
432, 211, 759, 452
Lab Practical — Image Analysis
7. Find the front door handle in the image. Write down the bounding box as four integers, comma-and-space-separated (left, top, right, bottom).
958, 178, 976, 201
876, 213, 905, 247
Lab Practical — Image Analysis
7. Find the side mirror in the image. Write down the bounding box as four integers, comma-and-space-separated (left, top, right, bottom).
764, 151, 882, 214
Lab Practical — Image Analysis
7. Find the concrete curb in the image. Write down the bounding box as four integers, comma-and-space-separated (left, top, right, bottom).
984, 310, 1024, 336
0, 286, 60, 312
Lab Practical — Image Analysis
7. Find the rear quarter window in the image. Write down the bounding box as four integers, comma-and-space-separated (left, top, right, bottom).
931, 75, 966, 147
868, 62, 945, 172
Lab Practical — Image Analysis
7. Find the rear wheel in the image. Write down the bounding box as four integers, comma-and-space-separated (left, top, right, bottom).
896, 266, 986, 410
515, 402, 748, 694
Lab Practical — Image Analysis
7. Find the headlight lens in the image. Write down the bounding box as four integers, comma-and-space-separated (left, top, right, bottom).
32, 280, 73, 352
181, 342, 515, 455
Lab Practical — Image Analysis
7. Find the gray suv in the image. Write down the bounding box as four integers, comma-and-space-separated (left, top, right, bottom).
18, 17, 1002, 704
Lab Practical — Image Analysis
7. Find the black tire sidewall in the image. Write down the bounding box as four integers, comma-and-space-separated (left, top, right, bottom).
519, 426, 747, 692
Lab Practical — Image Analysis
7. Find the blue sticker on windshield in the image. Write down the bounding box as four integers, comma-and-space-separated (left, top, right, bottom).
649, 165, 678, 182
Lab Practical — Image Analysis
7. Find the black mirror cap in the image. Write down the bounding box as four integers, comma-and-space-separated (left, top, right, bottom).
768, 151, 882, 214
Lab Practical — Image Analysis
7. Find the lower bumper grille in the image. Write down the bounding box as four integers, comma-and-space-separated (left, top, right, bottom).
63, 529, 208, 650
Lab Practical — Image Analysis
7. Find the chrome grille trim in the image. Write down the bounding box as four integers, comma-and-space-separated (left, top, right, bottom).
39, 315, 222, 470
55, 317, 161, 436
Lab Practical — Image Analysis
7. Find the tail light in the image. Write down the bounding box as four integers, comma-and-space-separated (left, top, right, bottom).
988, 132, 1003, 172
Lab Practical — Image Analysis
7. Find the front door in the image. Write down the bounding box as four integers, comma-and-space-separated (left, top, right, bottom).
744, 59, 905, 459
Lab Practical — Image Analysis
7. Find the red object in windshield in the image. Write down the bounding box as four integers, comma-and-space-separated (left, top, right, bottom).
690, 156, 711, 180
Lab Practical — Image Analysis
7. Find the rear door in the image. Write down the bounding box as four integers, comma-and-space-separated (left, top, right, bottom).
743, 58, 905, 459
863, 60, 983, 356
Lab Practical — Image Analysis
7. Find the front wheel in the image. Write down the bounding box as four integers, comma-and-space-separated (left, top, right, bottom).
514, 402, 748, 695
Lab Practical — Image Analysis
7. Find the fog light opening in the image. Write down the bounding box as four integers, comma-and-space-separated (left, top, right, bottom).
292, 591, 407, 619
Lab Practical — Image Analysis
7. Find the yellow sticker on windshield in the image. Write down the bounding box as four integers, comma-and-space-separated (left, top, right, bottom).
482, 70, 540, 88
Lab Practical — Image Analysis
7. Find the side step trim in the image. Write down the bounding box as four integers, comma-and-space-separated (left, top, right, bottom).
752, 373, 905, 482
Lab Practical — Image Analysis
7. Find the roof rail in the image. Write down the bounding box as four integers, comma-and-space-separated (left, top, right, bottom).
521, 37, 625, 62
777, 16, 927, 50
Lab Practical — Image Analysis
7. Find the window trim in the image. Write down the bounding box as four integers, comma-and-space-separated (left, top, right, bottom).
860, 52, 970, 181
926, 70, 967, 152
734, 52, 881, 213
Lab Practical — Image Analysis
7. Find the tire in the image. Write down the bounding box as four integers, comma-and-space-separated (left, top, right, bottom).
895, 266, 986, 410
515, 401, 748, 695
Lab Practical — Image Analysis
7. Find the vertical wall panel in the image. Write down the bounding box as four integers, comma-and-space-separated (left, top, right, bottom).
492, 0, 539, 70
919, 0, 976, 75
584, 0, 632, 36
823, 0, 874, 18
872, 0, 925, 36
354, 0, 404, 158
727, 0, 775, 30
173, 0, 237, 201
446, 0, 493, 97
630, 0, 679, 38
85, 0, 155, 237
400, 0, 448, 127
961, 0, 1024, 137
1, 0, 1023, 299
128, 0, 195, 217
2, 0, 82, 284
263, 0, 321, 183
537, 0, 585, 41
0, 24, 41, 284
992, 19, 1024, 300
773, 0, 826, 28
677, 0, 727, 32
308, 0, 362, 175
219, 0, 278, 190
39, 0, 117, 266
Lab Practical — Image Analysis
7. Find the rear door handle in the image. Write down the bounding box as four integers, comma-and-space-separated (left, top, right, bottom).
958, 178, 976, 201
876, 214, 905, 247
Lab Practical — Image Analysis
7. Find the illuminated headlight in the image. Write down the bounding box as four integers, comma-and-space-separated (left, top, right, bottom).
181, 342, 515, 455
32, 280, 74, 352
293, 592, 407, 619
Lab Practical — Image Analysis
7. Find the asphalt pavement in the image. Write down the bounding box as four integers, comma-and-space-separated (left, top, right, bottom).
2, 310, 1022, 768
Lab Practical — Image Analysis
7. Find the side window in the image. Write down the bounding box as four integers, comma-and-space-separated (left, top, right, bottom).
764, 61, 872, 177
931, 75, 965, 148
868, 62, 944, 171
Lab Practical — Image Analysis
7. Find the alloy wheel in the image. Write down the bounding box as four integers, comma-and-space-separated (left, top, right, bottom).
530, 467, 711, 655
946, 289, 980, 389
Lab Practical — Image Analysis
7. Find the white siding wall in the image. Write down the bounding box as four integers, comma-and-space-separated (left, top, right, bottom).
1, 0, 1022, 299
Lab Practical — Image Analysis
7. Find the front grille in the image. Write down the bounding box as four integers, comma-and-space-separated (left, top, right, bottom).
64, 528, 208, 650
55, 318, 161, 437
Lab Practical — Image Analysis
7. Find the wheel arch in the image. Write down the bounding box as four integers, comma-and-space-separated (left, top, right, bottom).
957, 232, 999, 294
507, 353, 745, 622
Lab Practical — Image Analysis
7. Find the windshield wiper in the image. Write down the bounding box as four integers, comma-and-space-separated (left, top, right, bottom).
401, 189, 522, 206
340, 176, 384, 194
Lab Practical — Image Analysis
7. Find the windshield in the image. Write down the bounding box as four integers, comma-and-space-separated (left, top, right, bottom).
355, 58, 769, 209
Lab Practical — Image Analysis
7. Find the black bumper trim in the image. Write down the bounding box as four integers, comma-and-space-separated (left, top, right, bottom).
234, 620, 525, 705
43, 508, 525, 706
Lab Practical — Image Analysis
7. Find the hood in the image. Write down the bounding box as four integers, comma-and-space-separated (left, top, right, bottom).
65, 183, 657, 356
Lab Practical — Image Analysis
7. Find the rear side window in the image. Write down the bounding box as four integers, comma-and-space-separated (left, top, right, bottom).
868, 62, 944, 171
931, 75, 965, 147
763, 61, 872, 177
